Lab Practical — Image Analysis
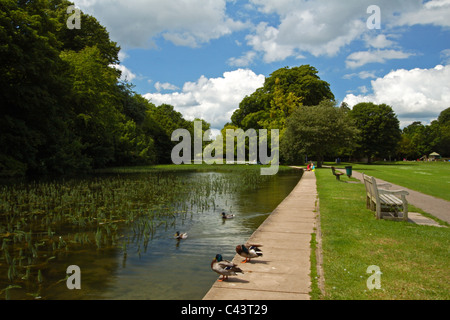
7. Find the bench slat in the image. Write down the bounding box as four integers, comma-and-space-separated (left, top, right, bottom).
362, 173, 409, 221
379, 194, 402, 206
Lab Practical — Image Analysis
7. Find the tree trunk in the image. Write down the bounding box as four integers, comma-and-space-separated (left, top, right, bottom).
317, 155, 323, 168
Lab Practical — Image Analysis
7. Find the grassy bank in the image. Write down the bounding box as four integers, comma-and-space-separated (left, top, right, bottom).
324, 161, 450, 201
95, 163, 295, 174
315, 168, 450, 300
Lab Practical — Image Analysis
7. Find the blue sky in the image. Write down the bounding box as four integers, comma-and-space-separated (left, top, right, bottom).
74, 0, 450, 133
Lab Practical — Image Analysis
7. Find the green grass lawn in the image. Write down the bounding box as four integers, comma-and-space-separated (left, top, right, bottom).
324, 161, 450, 201
315, 168, 450, 300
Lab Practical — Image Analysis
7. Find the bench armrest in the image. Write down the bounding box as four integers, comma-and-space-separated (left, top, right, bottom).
378, 188, 409, 196
377, 183, 392, 189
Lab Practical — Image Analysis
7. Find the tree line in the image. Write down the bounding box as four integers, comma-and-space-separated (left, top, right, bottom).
227, 65, 450, 167
2, 1, 448, 177
0, 0, 209, 177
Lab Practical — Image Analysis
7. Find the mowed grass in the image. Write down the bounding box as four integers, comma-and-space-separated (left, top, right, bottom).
327, 161, 450, 201
315, 168, 450, 300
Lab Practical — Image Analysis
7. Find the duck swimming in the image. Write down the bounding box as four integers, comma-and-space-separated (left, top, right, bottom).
221, 212, 235, 219
211, 254, 244, 281
235, 244, 263, 263
174, 231, 188, 240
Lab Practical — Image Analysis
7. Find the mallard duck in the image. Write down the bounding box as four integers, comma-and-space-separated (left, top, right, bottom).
211, 254, 244, 281
236, 244, 263, 263
174, 231, 188, 240
222, 212, 235, 219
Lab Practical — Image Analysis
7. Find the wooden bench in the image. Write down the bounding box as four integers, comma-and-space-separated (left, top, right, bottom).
331, 167, 344, 180
362, 174, 409, 221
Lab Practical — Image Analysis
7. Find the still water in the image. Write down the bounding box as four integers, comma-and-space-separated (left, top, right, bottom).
0, 169, 302, 300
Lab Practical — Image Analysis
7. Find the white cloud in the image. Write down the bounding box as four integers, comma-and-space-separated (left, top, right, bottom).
396, 0, 450, 27
364, 34, 396, 49
227, 51, 257, 67
154, 82, 180, 92
143, 69, 265, 129
358, 86, 369, 94
118, 50, 129, 62
346, 49, 414, 69
441, 49, 450, 64
74, 0, 248, 48
110, 64, 137, 82
241, 0, 450, 64
245, 2, 367, 62
75, 0, 450, 68
344, 65, 450, 124
343, 71, 377, 80
246, 22, 295, 63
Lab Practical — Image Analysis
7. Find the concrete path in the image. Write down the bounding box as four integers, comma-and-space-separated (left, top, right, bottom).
337, 168, 450, 225
203, 170, 317, 300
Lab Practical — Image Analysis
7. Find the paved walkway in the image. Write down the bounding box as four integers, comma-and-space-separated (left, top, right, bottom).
336, 168, 450, 225
203, 170, 317, 300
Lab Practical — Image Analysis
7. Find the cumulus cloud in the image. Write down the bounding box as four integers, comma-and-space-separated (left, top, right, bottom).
74, 0, 247, 48
76, 0, 450, 68
396, 0, 450, 27
344, 65, 450, 125
346, 49, 414, 69
441, 49, 450, 64
227, 51, 258, 67
154, 82, 180, 92
143, 69, 265, 129
118, 50, 129, 62
343, 70, 377, 80
110, 64, 137, 82
364, 34, 396, 49
226, 0, 449, 64
244, 1, 367, 62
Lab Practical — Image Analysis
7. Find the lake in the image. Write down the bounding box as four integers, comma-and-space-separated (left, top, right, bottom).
0, 167, 302, 300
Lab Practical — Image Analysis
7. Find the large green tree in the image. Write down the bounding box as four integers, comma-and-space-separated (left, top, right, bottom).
281, 100, 359, 167
0, 0, 204, 176
397, 108, 450, 159
350, 102, 401, 163
231, 65, 334, 131
436, 107, 450, 157
0, 0, 72, 175
398, 122, 428, 159
263, 65, 334, 106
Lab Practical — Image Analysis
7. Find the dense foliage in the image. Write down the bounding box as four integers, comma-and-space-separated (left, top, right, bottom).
230, 65, 334, 131
349, 102, 402, 163
281, 100, 359, 167
230, 66, 449, 164
0, 0, 203, 176
398, 107, 450, 160
1, 1, 448, 176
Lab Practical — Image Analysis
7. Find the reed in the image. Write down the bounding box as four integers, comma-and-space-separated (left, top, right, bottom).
0, 166, 292, 299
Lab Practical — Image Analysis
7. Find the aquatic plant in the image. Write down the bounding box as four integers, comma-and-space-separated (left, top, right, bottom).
0, 166, 298, 299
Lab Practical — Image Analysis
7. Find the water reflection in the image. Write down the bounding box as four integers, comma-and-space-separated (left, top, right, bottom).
0, 169, 302, 300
